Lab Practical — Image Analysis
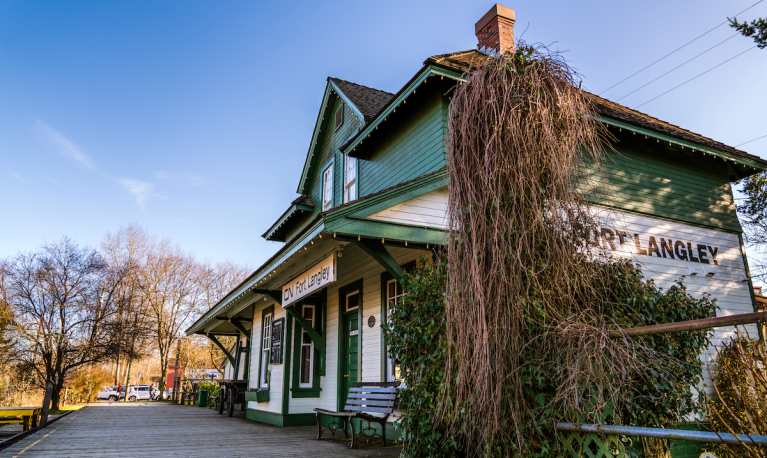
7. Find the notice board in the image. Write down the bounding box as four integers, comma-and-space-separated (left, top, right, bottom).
270, 318, 284, 364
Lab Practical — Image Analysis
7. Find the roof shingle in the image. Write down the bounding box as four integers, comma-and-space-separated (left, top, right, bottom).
330, 77, 394, 119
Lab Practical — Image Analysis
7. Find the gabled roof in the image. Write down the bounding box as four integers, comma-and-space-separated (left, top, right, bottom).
329, 78, 394, 120
424, 50, 767, 167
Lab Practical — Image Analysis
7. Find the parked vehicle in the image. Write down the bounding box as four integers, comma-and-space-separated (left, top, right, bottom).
96, 386, 119, 401
126, 385, 154, 401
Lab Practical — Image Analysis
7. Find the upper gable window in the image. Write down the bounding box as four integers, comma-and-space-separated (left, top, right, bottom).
344, 154, 357, 203
334, 105, 344, 131
322, 164, 334, 211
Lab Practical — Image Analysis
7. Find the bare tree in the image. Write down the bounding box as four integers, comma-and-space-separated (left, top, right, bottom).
138, 240, 202, 397
197, 260, 251, 374
0, 237, 124, 410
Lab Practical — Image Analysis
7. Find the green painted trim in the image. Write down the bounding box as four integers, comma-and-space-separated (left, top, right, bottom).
297, 82, 337, 194
208, 334, 236, 367
327, 218, 445, 245
186, 221, 325, 335
337, 279, 364, 411
281, 309, 293, 416
324, 171, 446, 224
245, 408, 315, 427
355, 239, 404, 281
285, 306, 326, 355
600, 117, 767, 172
289, 388, 322, 398
256, 306, 274, 389
739, 234, 763, 340
329, 80, 365, 125
344, 65, 463, 155
229, 318, 251, 340
290, 300, 323, 398
263, 204, 315, 242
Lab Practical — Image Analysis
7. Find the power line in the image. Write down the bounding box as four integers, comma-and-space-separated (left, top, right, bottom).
615, 33, 739, 102
736, 134, 767, 147
599, 0, 764, 95
634, 45, 757, 109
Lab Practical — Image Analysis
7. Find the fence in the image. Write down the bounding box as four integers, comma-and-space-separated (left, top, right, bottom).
560, 311, 767, 457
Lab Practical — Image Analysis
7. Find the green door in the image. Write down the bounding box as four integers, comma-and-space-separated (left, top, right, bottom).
341, 291, 359, 410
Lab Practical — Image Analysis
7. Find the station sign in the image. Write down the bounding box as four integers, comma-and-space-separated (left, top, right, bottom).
282, 253, 336, 307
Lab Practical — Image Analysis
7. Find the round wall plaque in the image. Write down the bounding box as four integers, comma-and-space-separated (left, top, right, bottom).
368, 316, 376, 328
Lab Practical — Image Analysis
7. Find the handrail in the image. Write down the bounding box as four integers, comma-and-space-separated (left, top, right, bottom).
557, 422, 767, 447
609, 311, 767, 338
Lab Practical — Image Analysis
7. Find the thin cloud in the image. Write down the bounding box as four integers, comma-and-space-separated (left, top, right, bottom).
115, 178, 155, 209
33, 120, 157, 208
33, 120, 96, 169
8, 169, 24, 181
154, 171, 208, 187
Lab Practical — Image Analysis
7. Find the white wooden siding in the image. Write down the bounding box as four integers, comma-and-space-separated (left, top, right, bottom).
247, 302, 286, 414
366, 188, 448, 229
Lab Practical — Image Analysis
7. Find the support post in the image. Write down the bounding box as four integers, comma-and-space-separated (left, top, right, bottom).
40, 377, 53, 428
354, 239, 404, 281
230, 318, 251, 340
284, 306, 326, 355
208, 334, 237, 367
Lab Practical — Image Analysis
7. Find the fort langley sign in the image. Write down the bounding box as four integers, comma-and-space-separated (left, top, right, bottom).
281, 254, 336, 307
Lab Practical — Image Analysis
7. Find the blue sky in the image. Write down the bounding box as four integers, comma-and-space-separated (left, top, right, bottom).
2, 0, 766, 275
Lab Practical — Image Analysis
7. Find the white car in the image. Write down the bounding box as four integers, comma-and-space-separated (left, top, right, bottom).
126, 385, 154, 401
96, 386, 119, 401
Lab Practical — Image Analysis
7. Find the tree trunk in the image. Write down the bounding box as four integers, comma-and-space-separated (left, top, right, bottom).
158, 355, 168, 398
50, 379, 64, 411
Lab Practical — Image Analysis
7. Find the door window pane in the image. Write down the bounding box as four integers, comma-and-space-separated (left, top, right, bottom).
299, 305, 315, 387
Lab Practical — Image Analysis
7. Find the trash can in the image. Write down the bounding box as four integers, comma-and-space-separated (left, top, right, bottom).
198, 389, 208, 407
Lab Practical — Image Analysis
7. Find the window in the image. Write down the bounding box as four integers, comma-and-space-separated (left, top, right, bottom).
335, 104, 344, 131
344, 154, 357, 203
260, 313, 272, 387
299, 305, 315, 387
385, 279, 405, 382
346, 291, 359, 312
322, 164, 333, 211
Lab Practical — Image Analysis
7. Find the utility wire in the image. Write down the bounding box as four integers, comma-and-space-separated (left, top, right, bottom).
635, 45, 757, 108
599, 0, 764, 95
615, 33, 739, 102
736, 133, 767, 147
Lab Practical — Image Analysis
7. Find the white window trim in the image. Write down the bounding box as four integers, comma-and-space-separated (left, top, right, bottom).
299, 305, 315, 388
322, 164, 334, 211
260, 314, 272, 388
344, 154, 357, 203
386, 278, 405, 382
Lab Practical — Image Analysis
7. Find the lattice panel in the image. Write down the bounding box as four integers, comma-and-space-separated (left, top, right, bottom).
562, 432, 627, 458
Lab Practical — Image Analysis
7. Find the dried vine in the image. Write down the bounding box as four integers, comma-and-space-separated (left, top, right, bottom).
443, 43, 645, 455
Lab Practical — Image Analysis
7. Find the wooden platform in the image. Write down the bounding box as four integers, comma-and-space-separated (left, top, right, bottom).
0, 402, 403, 457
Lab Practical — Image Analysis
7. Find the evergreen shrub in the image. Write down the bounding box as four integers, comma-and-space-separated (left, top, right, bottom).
384, 258, 716, 457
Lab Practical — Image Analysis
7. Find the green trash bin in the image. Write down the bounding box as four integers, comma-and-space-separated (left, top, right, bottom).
198, 389, 208, 407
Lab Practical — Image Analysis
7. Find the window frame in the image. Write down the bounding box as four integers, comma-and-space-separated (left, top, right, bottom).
343, 153, 358, 203
380, 262, 416, 382
258, 305, 274, 388
298, 304, 316, 388
290, 295, 326, 398
321, 162, 334, 211
334, 104, 344, 131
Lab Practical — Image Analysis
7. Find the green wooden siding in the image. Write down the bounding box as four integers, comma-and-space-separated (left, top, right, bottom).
585, 141, 742, 233
359, 90, 447, 196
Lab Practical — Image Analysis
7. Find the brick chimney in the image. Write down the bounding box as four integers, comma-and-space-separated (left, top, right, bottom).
475, 4, 515, 55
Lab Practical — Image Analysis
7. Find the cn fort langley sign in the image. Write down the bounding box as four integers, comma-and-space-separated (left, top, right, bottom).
281, 254, 336, 307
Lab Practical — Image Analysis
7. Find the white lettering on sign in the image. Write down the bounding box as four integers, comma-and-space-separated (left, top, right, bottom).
349, 330, 359, 336
282, 254, 336, 307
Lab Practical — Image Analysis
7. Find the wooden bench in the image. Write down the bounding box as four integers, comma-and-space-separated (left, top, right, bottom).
313, 382, 400, 448
0, 407, 42, 431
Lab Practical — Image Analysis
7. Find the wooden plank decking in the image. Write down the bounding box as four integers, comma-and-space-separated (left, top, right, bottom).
0, 402, 403, 457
